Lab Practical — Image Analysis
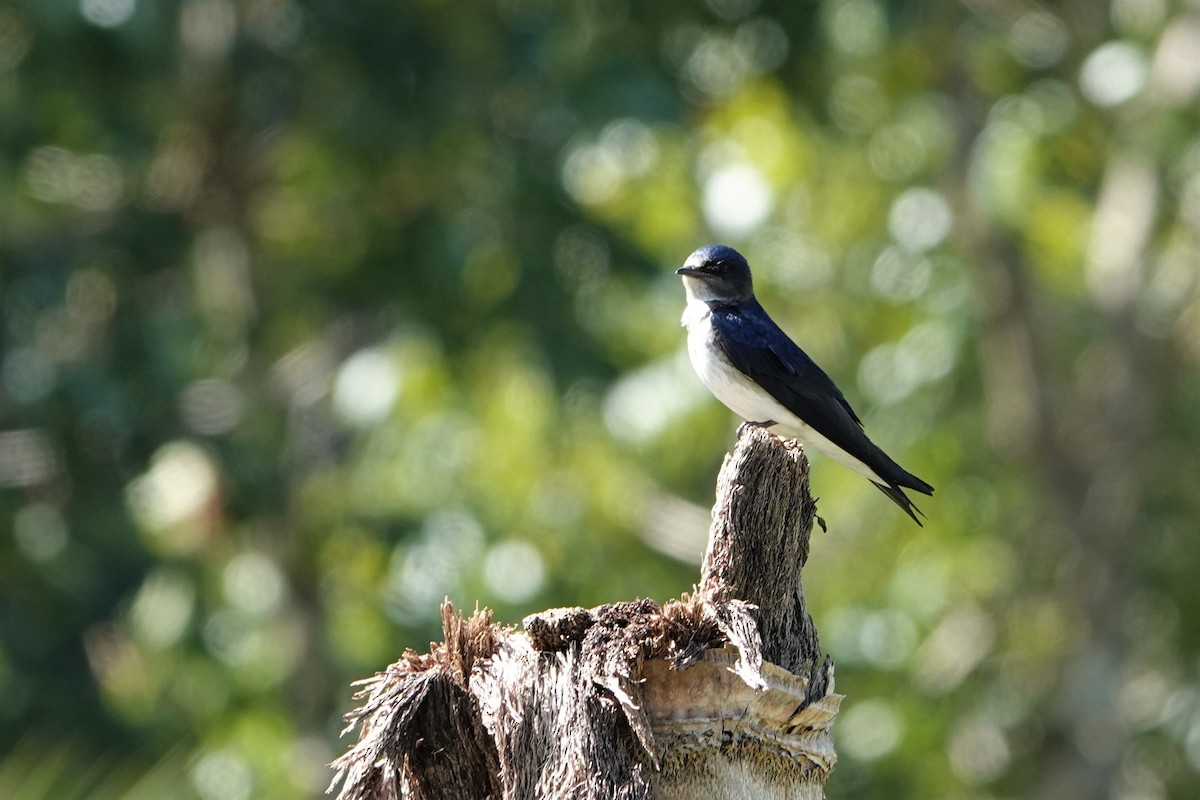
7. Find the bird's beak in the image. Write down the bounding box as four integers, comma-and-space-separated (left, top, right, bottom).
675, 265, 700, 276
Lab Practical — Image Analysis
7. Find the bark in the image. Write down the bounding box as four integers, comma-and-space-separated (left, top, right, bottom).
329, 427, 839, 800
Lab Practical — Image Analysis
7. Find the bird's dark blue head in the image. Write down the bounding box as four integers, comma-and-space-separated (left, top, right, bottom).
675, 245, 754, 304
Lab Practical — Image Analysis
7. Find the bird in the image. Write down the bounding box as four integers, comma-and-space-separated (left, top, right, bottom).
676, 244, 934, 524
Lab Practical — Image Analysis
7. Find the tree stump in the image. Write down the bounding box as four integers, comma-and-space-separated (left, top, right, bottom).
329, 426, 841, 800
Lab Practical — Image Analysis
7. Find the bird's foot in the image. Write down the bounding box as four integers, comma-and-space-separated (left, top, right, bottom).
737, 419, 776, 436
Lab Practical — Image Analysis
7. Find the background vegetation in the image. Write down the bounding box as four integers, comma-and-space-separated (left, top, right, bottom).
2, 0, 1199, 798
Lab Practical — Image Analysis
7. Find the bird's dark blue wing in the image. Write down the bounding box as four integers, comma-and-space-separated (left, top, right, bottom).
708, 301, 935, 498
709, 301, 865, 431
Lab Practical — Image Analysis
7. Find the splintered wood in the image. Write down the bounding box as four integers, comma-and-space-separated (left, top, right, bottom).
330, 427, 841, 800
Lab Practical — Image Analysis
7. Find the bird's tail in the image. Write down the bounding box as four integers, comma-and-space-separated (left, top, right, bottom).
871, 481, 927, 526
878, 470, 931, 525
898, 470, 934, 497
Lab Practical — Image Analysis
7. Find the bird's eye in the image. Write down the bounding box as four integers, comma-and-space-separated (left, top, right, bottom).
711, 260, 730, 274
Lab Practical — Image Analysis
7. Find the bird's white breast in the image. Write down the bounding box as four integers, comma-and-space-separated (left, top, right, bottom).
681, 299, 793, 427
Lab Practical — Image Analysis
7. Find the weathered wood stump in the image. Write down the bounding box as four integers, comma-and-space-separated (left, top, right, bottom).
329, 427, 841, 800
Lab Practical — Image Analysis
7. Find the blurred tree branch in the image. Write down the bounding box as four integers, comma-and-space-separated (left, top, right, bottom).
959, 17, 1189, 795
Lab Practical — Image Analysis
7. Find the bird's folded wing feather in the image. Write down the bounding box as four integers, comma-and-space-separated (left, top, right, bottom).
709, 304, 878, 458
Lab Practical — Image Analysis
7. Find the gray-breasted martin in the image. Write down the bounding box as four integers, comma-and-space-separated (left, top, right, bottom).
677, 244, 934, 524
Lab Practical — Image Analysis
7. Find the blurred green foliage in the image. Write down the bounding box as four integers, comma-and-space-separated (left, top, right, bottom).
2, 0, 1199, 798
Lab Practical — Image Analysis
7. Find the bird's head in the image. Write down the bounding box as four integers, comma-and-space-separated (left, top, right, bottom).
675, 245, 754, 304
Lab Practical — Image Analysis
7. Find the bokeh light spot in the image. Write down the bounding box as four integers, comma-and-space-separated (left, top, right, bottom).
1080, 41, 1148, 107
1010, 10, 1068, 69
857, 610, 918, 669
912, 606, 996, 694
869, 123, 926, 181
181, 0, 237, 59
23, 147, 123, 211
180, 379, 245, 436
80, 0, 137, 28
561, 119, 659, 206
702, 163, 772, 237
829, 75, 887, 132
825, 0, 886, 57
333, 348, 401, 427
859, 320, 962, 406
0, 429, 58, 487
1112, 0, 1167, 38
734, 17, 789, 73
223, 552, 286, 618
130, 569, 196, 649
604, 351, 707, 443
839, 699, 903, 761
125, 441, 219, 544
888, 187, 953, 252
554, 225, 611, 291
562, 143, 621, 206
948, 718, 1011, 784
870, 247, 932, 302
759, 229, 834, 291
13, 503, 69, 562
66, 268, 118, 325
1025, 79, 1079, 135
191, 749, 252, 800
684, 33, 750, 97
483, 540, 545, 604
383, 510, 486, 624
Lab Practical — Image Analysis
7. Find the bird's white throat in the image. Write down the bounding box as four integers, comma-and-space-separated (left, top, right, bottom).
679, 275, 726, 305
680, 296, 711, 329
